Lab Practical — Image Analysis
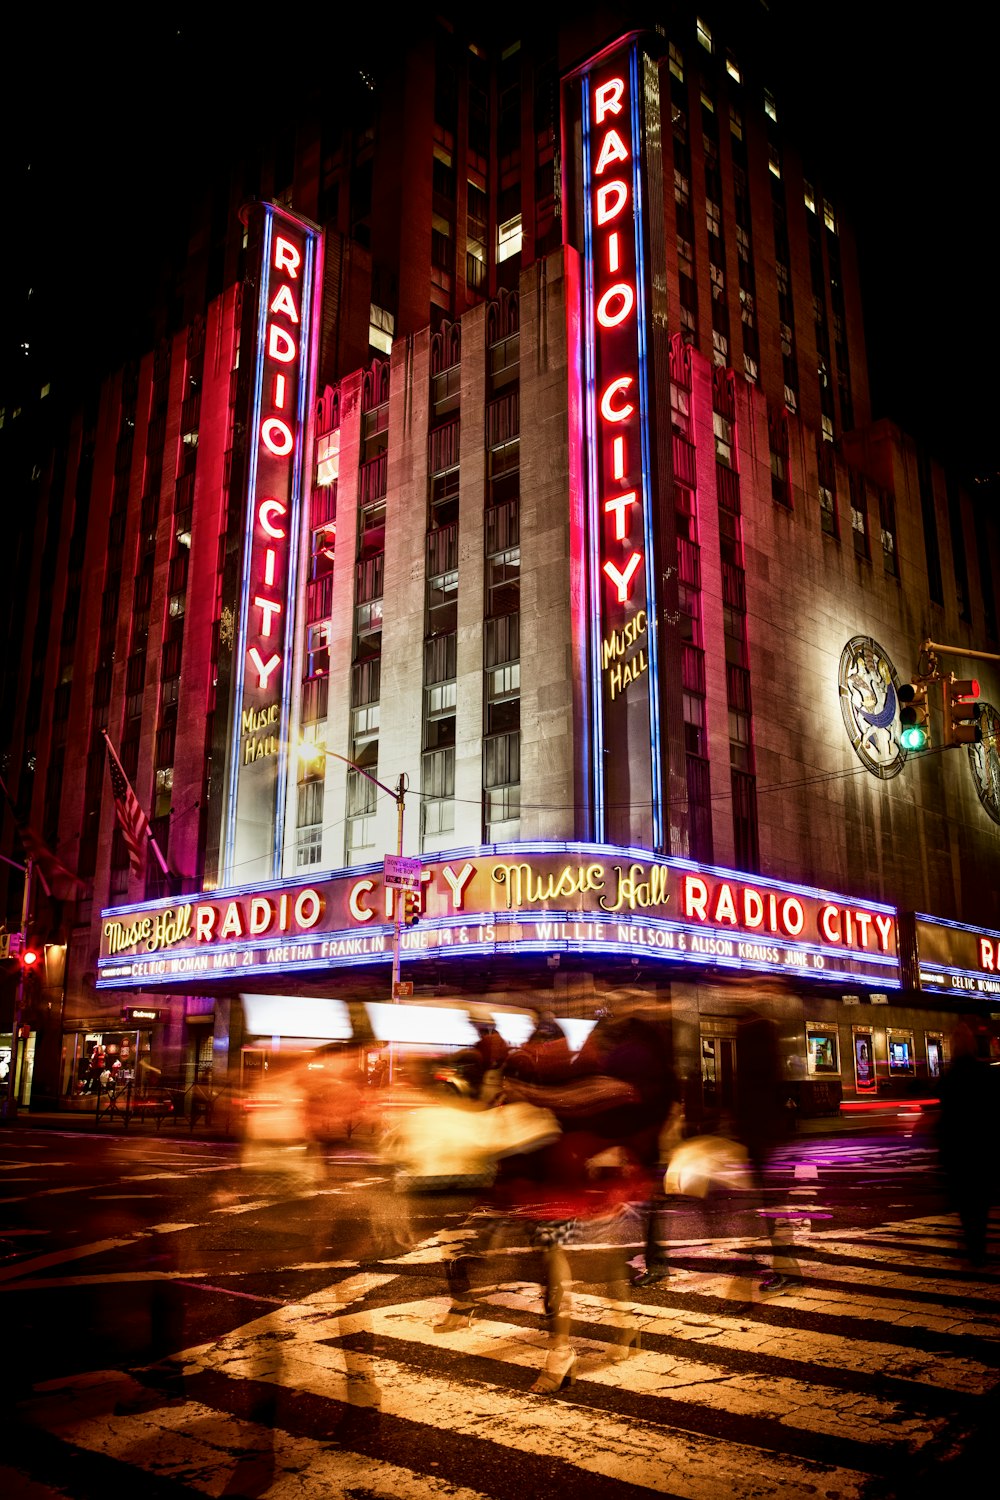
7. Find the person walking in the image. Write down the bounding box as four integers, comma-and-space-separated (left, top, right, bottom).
500, 1001, 674, 1389
735, 1009, 800, 1293
938, 1021, 999, 1267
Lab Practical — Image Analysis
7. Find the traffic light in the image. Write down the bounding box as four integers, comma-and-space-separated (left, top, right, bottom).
897, 682, 931, 752
402, 887, 421, 926
943, 678, 983, 748
21, 945, 41, 972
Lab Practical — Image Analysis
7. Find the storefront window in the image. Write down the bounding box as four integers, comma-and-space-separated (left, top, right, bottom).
65, 1029, 153, 1098
852, 1027, 877, 1092
887, 1028, 915, 1076
805, 1024, 839, 1075
925, 1033, 943, 1080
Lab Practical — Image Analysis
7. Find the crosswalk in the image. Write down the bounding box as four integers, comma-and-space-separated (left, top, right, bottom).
10, 1206, 1000, 1499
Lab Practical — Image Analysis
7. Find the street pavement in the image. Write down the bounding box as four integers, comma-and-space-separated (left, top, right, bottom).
1, 1115, 996, 1499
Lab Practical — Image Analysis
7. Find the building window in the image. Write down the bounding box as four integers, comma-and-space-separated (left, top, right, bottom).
307, 622, 331, 676
497, 215, 523, 263
668, 41, 684, 80
879, 490, 899, 578
713, 411, 733, 466
725, 50, 741, 83
849, 474, 870, 560
696, 17, 713, 53
369, 305, 394, 356
764, 87, 777, 122
154, 766, 173, 820
823, 198, 837, 233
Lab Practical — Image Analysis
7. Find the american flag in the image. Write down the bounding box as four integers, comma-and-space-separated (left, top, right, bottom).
104, 735, 151, 876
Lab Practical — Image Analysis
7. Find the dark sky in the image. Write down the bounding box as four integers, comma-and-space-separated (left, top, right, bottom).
3, 6, 996, 485
775, 3, 999, 485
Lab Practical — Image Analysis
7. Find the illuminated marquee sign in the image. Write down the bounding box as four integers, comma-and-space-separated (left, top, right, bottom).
97, 845, 899, 990
579, 39, 663, 848
909, 914, 1000, 997
222, 204, 322, 884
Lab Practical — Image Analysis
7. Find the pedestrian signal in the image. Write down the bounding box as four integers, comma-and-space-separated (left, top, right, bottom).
898, 682, 930, 752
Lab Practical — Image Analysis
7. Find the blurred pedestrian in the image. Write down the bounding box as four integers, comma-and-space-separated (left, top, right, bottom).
500, 1001, 674, 1390
735, 1009, 800, 1293
382, 1050, 557, 1331
938, 1022, 1000, 1267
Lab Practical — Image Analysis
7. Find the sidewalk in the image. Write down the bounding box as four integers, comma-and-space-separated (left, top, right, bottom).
2, 1097, 939, 1144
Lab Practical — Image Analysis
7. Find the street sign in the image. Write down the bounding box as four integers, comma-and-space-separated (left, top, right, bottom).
384, 854, 422, 889
393, 980, 414, 999
124, 1007, 162, 1023
7, 933, 22, 955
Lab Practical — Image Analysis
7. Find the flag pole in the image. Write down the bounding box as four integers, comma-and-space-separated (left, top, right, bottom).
100, 730, 172, 878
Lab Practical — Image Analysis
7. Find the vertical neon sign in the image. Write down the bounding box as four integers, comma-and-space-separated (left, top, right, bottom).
581, 41, 663, 849
223, 204, 321, 884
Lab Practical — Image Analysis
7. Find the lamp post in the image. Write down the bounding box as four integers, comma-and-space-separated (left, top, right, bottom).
300, 743, 409, 1080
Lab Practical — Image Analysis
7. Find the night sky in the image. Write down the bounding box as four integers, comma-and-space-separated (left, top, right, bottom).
2, 6, 996, 485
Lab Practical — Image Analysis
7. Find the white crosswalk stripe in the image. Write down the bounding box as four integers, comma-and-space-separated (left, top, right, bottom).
14, 1208, 1000, 1500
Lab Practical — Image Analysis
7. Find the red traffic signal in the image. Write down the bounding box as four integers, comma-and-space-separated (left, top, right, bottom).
22, 946, 41, 969
943, 678, 984, 748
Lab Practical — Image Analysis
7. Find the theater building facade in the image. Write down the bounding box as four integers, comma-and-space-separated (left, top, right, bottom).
6, 13, 1000, 1117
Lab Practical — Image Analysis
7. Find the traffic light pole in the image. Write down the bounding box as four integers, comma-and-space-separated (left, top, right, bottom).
301, 744, 409, 1083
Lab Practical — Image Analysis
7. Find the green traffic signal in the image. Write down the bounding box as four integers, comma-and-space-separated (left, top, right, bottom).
898, 681, 931, 753
899, 724, 929, 752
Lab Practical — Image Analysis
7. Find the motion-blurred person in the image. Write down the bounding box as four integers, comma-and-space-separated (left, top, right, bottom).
499, 1001, 674, 1391
735, 1010, 800, 1293
939, 1022, 1000, 1266
381, 1050, 557, 1330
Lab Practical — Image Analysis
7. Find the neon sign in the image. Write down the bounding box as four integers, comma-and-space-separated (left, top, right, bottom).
98, 844, 899, 990
223, 205, 321, 883
908, 914, 1000, 996
579, 40, 663, 847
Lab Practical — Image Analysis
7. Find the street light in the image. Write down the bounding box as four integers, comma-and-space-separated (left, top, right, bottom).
298, 741, 410, 1080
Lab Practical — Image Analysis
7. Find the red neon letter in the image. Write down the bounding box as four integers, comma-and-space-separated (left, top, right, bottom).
258, 499, 287, 538
603, 553, 642, 602
714, 883, 738, 924
742, 887, 764, 928
250, 897, 275, 935
220, 901, 244, 940
268, 324, 297, 363
594, 77, 625, 124
604, 490, 638, 540
261, 418, 294, 456
875, 914, 894, 952
274, 236, 301, 277
596, 282, 635, 329
248, 646, 282, 689
269, 284, 300, 323
819, 904, 841, 943
981, 937, 995, 972
254, 596, 282, 636
600, 376, 634, 423
683, 876, 708, 920
596, 179, 629, 224
780, 898, 805, 936
194, 905, 216, 942
595, 128, 629, 176
295, 889, 323, 929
